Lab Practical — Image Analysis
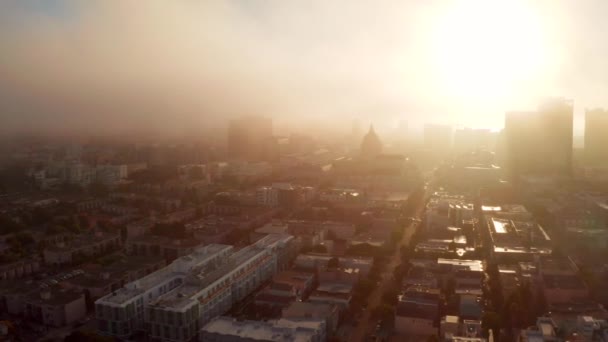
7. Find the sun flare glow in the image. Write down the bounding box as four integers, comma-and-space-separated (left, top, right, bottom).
432, 0, 550, 101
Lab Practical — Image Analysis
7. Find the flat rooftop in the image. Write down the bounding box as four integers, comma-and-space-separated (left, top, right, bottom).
150, 246, 269, 309
97, 244, 231, 306
45, 232, 119, 252
202, 317, 322, 342
437, 258, 484, 272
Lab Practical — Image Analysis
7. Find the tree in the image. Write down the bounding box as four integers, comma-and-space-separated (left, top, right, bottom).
534, 287, 548, 318
481, 311, 501, 342
444, 278, 456, 298
0, 215, 25, 235
327, 257, 340, 269
189, 166, 205, 180
88, 182, 109, 197
78, 215, 89, 229
15, 231, 35, 246
46, 225, 67, 235
381, 286, 399, 306
371, 304, 393, 320
353, 279, 375, 301
64, 331, 114, 342
311, 244, 328, 253
195, 206, 203, 218
151, 223, 186, 239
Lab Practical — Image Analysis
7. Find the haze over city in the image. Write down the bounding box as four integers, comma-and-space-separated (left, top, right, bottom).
2, 2, 608, 342
2, 0, 608, 137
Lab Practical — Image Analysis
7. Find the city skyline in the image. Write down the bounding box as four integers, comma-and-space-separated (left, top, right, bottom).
2, 1, 608, 136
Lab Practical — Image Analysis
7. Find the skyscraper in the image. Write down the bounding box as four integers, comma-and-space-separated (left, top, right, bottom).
505, 98, 573, 180
227, 116, 273, 161
584, 108, 608, 166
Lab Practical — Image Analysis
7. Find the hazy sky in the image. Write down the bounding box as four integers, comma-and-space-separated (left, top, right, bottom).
1, 0, 607, 136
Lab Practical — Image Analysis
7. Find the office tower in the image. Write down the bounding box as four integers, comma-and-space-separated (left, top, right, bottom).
424, 124, 453, 155
227, 116, 273, 161
505, 98, 573, 180
360, 125, 383, 158
584, 108, 608, 166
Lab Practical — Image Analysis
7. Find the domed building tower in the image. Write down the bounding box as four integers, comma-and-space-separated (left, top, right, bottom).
360, 125, 382, 158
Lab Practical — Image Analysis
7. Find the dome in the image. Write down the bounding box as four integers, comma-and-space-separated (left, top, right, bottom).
360, 125, 382, 158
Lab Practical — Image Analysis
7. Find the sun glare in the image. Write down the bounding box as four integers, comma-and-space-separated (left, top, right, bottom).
431, 0, 548, 101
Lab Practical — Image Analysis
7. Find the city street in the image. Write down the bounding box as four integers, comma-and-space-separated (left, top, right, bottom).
349, 189, 427, 341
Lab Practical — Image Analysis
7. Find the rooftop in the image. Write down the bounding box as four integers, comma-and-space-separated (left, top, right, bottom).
128, 234, 203, 249
282, 301, 336, 318
45, 232, 119, 252
151, 246, 270, 309
396, 301, 437, 320
437, 258, 484, 272
26, 287, 83, 306
96, 244, 231, 305
202, 317, 323, 342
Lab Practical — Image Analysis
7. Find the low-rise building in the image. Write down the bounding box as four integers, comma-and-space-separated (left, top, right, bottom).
200, 316, 326, 342
395, 301, 437, 338
0, 284, 89, 328
440, 316, 486, 341
459, 294, 483, 320
95, 244, 233, 338
127, 235, 206, 263
145, 238, 286, 341
24, 288, 87, 327
282, 302, 339, 337
43, 232, 121, 266
540, 257, 589, 305
308, 283, 353, 310
395, 286, 440, 338
125, 219, 155, 239
519, 317, 558, 342
0, 258, 41, 280
66, 256, 166, 301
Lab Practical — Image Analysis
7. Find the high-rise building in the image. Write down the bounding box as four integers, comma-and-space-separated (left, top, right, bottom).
227, 116, 273, 161
505, 98, 573, 180
584, 108, 608, 166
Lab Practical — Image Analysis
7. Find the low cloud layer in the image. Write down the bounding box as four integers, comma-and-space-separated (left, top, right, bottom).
1, 0, 607, 137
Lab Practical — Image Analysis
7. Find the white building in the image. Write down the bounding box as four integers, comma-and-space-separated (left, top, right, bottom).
256, 183, 297, 207
96, 235, 296, 340
145, 234, 295, 342
200, 316, 325, 342
257, 186, 279, 207
95, 244, 233, 338
64, 163, 128, 187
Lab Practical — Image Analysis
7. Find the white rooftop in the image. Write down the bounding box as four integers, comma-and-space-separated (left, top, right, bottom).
202, 317, 322, 342
96, 244, 232, 306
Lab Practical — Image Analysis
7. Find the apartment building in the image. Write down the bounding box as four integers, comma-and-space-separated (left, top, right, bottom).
144, 234, 296, 341
200, 317, 326, 342
43, 232, 121, 266
95, 244, 233, 339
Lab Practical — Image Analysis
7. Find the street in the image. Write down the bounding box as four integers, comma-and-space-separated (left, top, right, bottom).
349, 189, 427, 341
